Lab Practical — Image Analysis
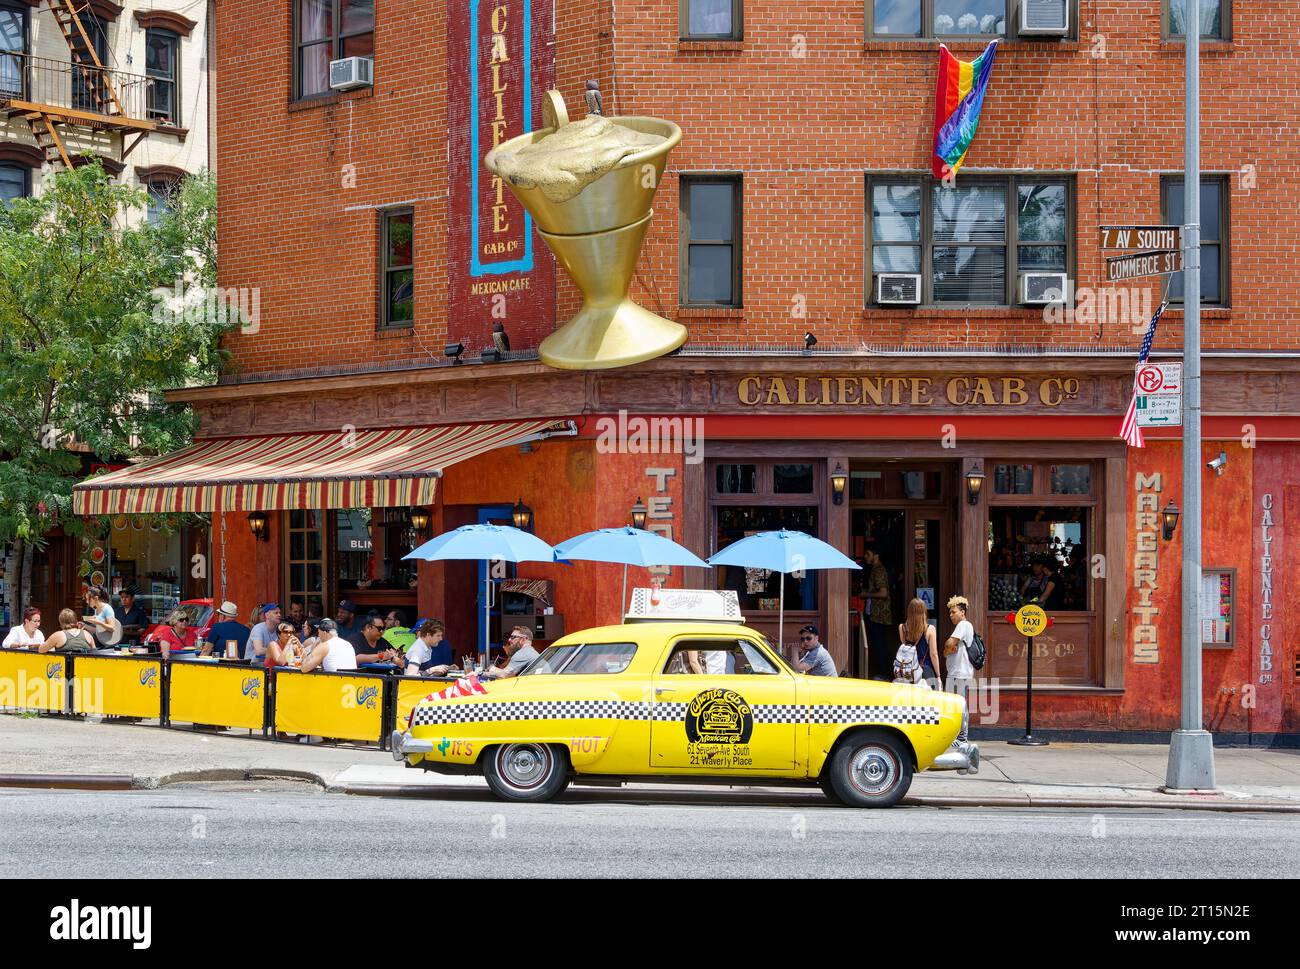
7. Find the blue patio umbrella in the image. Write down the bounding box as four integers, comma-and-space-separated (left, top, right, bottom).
553, 526, 710, 621
403, 523, 556, 667
707, 529, 860, 652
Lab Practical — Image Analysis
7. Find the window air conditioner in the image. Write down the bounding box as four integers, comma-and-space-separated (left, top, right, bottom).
1020, 0, 1069, 36
1019, 271, 1069, 305
875, 273, 922, 306
329, 56, 374, 92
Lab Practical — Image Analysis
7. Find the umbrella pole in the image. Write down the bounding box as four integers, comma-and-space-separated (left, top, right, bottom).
483, 567, 490, 673
779, 571, 785, 660
620, 563, 628, 623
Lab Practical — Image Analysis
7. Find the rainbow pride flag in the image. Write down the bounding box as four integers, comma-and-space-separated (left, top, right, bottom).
932, 40, 999, 180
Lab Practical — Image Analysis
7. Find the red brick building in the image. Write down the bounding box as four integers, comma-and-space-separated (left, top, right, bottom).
78, 0, 1296, 741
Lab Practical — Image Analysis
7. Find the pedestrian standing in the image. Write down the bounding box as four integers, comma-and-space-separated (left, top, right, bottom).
943, 595, 977, 743
861, 545, 892, 676
898, 598, 941, 689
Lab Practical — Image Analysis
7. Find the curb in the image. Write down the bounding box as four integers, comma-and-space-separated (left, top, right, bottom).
0, 773, 134, 791
903, 794, 1300, 814
328, 782, 1300, 812
152, 768, 329, 790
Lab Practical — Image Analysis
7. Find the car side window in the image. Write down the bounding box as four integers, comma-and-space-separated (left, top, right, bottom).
661, 638, 780, 675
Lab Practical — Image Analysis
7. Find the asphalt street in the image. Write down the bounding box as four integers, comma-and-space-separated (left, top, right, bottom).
1, 781, 1297, 878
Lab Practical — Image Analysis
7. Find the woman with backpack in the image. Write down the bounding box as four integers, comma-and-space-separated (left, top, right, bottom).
895, 598, 940, 688
943, 595, 979, 742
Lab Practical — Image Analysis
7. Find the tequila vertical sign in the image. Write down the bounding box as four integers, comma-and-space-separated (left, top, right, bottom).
448, 0, 556, 350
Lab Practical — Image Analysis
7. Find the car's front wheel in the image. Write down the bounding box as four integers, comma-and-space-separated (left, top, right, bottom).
482, 743, 570, 802
825, 731, 913, 808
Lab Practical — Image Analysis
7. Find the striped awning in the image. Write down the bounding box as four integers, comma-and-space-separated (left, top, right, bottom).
72, 419, 568, 516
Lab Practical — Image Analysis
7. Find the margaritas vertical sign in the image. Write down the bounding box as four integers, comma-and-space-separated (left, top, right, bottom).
448, 0, 555, 349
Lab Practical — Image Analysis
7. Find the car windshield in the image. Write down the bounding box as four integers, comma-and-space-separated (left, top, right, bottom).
757, 635, 794, 673
518, 644, 579, 676
185, 605, 214, 627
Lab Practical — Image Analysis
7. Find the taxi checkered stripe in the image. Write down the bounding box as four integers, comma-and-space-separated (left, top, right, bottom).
410, 699, 939, 727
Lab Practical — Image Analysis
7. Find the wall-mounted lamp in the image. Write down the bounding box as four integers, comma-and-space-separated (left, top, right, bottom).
409, 507, 431, 534
830, 463, 848, 505
512, 497, 534, 532
247, 511, 268, 541
1161, 500, 1181, 542
630, 497, 648, 531
964, 466, 986, 505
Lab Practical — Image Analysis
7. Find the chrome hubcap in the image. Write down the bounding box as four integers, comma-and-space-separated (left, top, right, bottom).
849, 746, 897, 796
501, 744, 548, 788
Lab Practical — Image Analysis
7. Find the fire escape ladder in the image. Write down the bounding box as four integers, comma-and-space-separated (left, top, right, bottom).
45, 0, 128, 119
27, 112, 73, 169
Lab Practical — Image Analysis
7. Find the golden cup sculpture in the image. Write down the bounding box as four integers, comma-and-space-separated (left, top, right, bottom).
485, 90, 685, 371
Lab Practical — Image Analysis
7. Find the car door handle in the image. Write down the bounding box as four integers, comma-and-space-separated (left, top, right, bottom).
655, 688, 676, 697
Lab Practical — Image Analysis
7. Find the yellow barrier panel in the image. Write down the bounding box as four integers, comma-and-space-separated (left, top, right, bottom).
0, 649, 67, 712
73, 655, 163, 719
393, 676, 448, 732
273, 669, 384, 743
169, 661, 266, 731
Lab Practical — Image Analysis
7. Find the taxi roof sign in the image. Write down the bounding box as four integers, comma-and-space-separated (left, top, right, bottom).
625, 588, 744, 624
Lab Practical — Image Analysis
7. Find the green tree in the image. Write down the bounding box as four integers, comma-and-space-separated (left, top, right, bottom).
0, 161, 227, 613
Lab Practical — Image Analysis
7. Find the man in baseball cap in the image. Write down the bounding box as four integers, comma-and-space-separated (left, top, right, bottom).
205, 600, 250, 660
335, 599, 361, 639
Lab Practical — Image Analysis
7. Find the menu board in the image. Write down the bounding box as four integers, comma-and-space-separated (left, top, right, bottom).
1200, 570, 1234, 647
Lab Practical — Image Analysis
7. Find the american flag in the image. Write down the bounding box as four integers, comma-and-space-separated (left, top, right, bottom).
1118, 301, 1169, 448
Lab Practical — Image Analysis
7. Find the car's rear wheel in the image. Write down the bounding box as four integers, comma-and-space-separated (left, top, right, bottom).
482, 743, 570, 802
826, 731, 913, 808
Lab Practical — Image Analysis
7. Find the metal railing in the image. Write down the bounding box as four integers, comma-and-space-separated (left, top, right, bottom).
0, 51, 153, 124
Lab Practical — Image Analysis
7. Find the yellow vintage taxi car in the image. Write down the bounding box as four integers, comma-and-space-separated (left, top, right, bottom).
392, 621, 978, 807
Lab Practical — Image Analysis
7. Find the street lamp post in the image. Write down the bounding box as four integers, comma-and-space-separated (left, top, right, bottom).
1166, 0, 1216, 792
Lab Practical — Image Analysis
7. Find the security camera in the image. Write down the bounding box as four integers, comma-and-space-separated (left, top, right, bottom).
1207, 452, 1227, 476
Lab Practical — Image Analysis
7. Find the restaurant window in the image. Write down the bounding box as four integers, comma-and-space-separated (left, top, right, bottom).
987, 507, 1090, 613
380, 208, 414, 326
849, 468, 943, 501
0, 2, 28, 99
680, 0, 741, 39
867, 175, 1071, 306
336, 507, 418, 596
868, 0, 1020, 39
680, 174, 741, 307
0, 161, 28, 206
1161, 175, 1228, 305
993, 463, 1033, 495
715, 463, 757, 494
295, 0, 375, 100
107, 516, 187, 623
285, 510, 326, 619
145, 28, 179, 125
1165, 0, 1228, 39
773, 463, 814, 494
710, 460, 823, 613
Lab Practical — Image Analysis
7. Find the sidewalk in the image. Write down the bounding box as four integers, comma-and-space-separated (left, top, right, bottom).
2, 713, 1298, 811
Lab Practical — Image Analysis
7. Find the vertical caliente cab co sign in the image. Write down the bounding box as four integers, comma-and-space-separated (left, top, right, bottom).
448, 0, 556, 349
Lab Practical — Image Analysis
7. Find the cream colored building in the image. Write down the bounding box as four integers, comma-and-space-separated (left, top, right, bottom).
0, 0, 211, 222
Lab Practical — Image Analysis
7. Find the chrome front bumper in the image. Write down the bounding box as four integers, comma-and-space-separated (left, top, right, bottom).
391, 730, 434, 762
930, 742, 980, 774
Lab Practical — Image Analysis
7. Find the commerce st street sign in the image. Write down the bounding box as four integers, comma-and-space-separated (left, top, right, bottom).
1106, 249, 1183, 282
